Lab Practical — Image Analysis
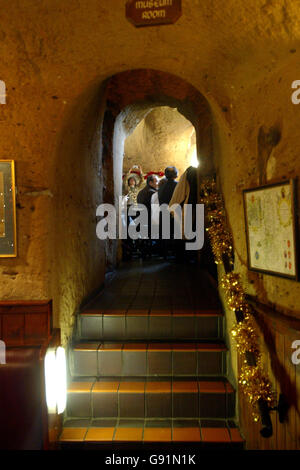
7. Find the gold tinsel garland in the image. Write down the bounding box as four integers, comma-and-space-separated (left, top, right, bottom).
199, 187, 234, 265
206, 223, 233, 265
239, 362, 276, 422
200, 178, 276, 423
220, 272, 245, 310
231, 316, 259, 355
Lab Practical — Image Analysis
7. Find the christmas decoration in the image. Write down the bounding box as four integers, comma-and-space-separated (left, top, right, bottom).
144, 170, 165, 179
200, 177, 276, 423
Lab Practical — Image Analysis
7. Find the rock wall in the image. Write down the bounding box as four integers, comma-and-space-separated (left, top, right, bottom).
0, 0, 300, 352
213, 55, 300, 437
124, 107, 195, 178
215, 54, 300, 318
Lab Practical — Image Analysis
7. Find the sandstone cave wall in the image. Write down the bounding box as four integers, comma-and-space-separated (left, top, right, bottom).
212, 53, 300, 393
124, 107, 196, 178
214, 54, 300, 318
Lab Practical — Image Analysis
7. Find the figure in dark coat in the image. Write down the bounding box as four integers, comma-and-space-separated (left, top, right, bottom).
158, 166, 178, 205
157, 167, 178, 243
137, 175, 158, 210
137, 174, 159, 238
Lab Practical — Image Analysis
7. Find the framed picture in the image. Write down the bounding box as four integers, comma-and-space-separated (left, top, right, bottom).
0, 160, 17, 257
243, 179, 298, 280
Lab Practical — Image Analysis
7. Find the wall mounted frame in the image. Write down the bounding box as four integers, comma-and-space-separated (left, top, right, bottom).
243, 179, 298, 280
0, 160, 17, 257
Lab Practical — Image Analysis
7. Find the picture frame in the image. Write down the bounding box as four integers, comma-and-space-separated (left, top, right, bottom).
243, 179, 298, 280
0, 160, 17, 257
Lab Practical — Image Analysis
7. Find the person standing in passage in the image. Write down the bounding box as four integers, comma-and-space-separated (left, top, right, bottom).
151, 176, 167, 231
137, 174, 159, 213
137, 175, 159, 256
158, 166, 178, 205
169, 165, 198, 261
154, 167, 178, 256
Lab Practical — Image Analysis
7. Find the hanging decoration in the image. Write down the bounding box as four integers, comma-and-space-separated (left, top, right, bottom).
199, 177, 276, 423
144, 170, 165, 179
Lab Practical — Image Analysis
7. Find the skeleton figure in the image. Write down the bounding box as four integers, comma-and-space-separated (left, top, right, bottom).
123, 165, 145, 206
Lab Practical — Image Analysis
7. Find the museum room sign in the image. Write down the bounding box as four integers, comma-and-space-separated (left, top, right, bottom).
126, 0, 182, 27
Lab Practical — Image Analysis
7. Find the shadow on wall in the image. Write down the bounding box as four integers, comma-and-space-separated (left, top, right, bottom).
255, 311, 299, 416
50, 80, 108, 344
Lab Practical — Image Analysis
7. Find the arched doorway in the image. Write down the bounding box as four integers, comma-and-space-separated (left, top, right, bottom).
51, 69, 216, 343
101, 69, 215, 269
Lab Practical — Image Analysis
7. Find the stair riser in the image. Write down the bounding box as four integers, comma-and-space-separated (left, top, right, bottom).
78, 315, 223, 341
61, 266, 244, 446
66, 391, 235, 420
70, 350, 226, 377
59, 441, 244, 450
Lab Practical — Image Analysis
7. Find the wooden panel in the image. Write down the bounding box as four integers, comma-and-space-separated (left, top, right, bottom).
2, 314, 24, 345
238, 300, 300, 449
0, 328, 61, 450
265, 345, 276, 451
284, 332, 297, 449
24, 313, 49, 344
126, 0, 182, 28
0, 300, 51, 313
296, 348, 300, 449
0, 301, 52, 346
275, 331, 286, 449
0, 347, 44, 449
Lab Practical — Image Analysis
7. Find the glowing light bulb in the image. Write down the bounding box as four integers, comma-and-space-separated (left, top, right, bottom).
56, 347, 67, 414
190, 148, 199, 168
44, 346, 67, 415
44, 349, 57, 414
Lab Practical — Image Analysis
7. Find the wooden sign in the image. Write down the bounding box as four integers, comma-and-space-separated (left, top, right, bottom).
126, 0, 182, 27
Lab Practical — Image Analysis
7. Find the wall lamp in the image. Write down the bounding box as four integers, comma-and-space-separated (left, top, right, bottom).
44, 346, 67, 415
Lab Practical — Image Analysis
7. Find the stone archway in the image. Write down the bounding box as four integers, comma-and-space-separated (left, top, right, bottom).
101, 69, 214, 203
51, 69, 216, 340
101, 69, 215, 267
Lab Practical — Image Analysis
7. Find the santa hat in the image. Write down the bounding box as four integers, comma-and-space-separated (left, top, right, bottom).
144, 171, 164, 180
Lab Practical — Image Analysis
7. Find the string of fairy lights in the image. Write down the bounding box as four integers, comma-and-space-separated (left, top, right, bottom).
199, 178, 276, 423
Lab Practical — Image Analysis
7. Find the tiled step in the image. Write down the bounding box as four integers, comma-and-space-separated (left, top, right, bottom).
77, 310, 223, 341
63, 264, 243, 449
70, 342, 227, 377
59, 418, 244, 449
66, 379, 235, 420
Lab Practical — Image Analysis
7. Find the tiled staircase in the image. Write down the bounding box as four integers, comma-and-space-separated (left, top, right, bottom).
59, 262, 244, 449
